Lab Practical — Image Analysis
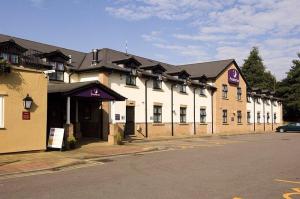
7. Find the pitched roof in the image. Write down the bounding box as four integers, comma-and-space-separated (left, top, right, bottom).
178, 59, 235, 79
0, 33, 86, 68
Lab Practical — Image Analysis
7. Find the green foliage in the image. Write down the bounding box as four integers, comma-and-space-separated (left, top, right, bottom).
0, 58, 11, 73
67, 135, 77, 149
242, 47, 276, 90
276, 53, 300, 121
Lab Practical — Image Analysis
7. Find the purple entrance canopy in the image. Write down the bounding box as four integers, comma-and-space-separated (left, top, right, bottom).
48, 81, 126, 101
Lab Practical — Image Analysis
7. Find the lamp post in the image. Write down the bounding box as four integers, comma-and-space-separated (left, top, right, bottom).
23, 94, 33, 110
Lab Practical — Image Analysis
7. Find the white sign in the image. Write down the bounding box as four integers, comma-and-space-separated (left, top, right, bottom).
48, 128, 64, 149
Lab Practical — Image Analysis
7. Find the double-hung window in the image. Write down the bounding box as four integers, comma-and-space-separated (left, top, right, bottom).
274, 113, 277, 123
247, 95, 251, 103
222, 110, 228, 123
153, 105, 162, 123
237, 110, 242, 123
222, 84, 228, 99
200, 87, 206, 96
267, 112, 270, 123
0, 96, 4, 128
179, 84, 187, 93
153, 79, 162, 89
126, 74, 136, 86
180, 107, 187, 123
247, 111, 251, 124
237, 87, 242, 100
257, 112, 261, 123
49, 62, 64, 81
200, 108, 206, 123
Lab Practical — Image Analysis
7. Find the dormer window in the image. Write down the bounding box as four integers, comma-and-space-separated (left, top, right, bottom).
179, 83, 187, 93
247, 95, 251, 103
0, 39, 27, 65
126, 69, 137, 86
256, 98, 261, 104
153, 75, 162, 89
200, 87, 206, 96
48, 61, 64, 81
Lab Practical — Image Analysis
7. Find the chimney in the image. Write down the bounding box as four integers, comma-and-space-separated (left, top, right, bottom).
68, 55, 72, 64
92, 49, 99, 65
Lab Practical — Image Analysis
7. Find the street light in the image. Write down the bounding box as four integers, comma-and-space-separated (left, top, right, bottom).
23, 94, 33, 110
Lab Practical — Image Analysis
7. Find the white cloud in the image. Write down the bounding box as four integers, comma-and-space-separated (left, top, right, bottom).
105, 0, 300, 79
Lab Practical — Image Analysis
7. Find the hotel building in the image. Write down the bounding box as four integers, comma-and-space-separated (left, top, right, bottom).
0, 34, 283, 153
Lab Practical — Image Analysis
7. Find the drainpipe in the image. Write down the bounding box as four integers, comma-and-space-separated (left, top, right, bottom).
171, 84, 174, 136
211, 89, 215, 134
263, 98, 266, 132
271, 99, 274, 131
193, 87, 196, 135
145, 79, 149, 138
253, 96, 256, 132
68, 71, 74, 83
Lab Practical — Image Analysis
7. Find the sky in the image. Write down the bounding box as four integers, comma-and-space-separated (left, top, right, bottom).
0, 0, 300, 80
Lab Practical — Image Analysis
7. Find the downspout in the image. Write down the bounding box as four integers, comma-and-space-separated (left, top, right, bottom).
68, 71, 74, 83
145, 79, 149, 138
253, 96, 256, 132
263, 98, 266, 132
171, 84, 174, 136
271, 99, 274, 131
193, 87, 196, 135
211, 89, 215, 134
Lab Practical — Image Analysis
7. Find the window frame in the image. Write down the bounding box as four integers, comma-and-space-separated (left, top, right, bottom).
247, 111, 251, 124
126, 74, 136, 86
237, 87, 242, 100
200, 108, 206, 123
153, 105, 162, 123
48, 61, 64, 81
274, 113, 277, 123
222, 84, 228, 99
222, 109, 228, 123
257, 112, 261, 123
237, 110, 242, 123
179, 84, 187, 93
180, 107, 187, 123
199, 87, 206, 96
267, 112, 270, 123
153, 79, 162, 89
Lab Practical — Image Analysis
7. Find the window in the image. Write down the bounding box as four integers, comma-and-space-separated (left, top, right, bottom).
49, 62, 64, 81
257, 112, 261, 123
0, 53, 19, 64
179, 84, 187, 93
247, 95, 251, 103
126, 74, 136, 86
247, 111, 251, 124
153, 105, 162, 123
222, 84, 228, 99
273, 101, 277, 106
237, 87, 242, 100
0, 96, 4, 128
274, 113, 277, 123
267, 112, 270, 123
237, 111, 242, 123
200, 108, 206, 123
222, 110, 228, 123
153, 79, 162, 89
200, 87, 206, 96
180, 107, 187, 123
266, 100, 270, 105
256, 98, 261, 104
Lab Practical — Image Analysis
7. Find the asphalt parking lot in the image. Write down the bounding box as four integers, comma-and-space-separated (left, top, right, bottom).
0, 133, 300, 199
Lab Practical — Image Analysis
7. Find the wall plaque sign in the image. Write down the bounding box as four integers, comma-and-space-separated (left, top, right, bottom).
22, 111, 30, 120
228, 69, 240, 84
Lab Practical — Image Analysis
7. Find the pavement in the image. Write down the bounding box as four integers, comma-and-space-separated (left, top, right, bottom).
0, 132, 276, 179
0, 132, 299, 199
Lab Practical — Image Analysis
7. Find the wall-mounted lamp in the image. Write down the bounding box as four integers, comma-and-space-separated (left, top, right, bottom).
23, 94, 33, 110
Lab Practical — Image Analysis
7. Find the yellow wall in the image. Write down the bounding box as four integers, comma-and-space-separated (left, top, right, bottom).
213, 63, 248, 134
0, 67, 47, 153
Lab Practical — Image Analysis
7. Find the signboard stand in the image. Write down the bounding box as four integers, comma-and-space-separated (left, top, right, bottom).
47, 128, 65, 150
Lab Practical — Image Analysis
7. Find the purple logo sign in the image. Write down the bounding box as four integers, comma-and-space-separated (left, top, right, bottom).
228, 69, 239, 84
91, 88, 101, 97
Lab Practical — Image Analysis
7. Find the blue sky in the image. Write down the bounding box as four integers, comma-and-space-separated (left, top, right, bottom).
1, 0, 300, 79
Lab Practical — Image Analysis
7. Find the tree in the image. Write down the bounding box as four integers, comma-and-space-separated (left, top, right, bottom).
242, 47, 276, 90
276, 53, 300, 121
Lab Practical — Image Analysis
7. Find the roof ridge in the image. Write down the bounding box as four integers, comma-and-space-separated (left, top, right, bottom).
178, 59, 234, 67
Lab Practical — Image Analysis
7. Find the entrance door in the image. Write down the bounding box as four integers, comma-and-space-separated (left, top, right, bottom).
125, 106, 135, 136
78, 100, 102, 139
